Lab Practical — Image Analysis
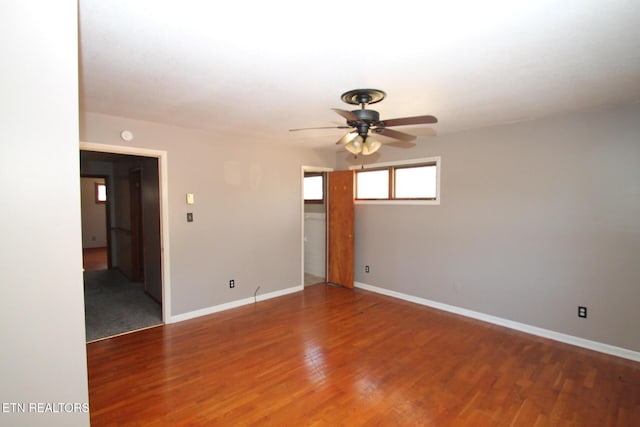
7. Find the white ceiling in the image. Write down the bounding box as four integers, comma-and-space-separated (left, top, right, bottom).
79, 0, 640, 149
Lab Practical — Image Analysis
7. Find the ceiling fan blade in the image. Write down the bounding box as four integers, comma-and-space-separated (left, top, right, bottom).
387, 141, 417, 149
336, 131, 358, 145
289, 125, 350, 131
331, 108, 360, 123
381, 115, 438, 127
374, 127, 417, 142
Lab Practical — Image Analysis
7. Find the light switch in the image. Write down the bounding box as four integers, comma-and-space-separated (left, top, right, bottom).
187, 212, 193, 222
186, 193, 195, 204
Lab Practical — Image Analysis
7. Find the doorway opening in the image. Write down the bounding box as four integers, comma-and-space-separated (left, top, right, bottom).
80, 175, 111, 272
80, 142, 171, 341
301, 166, 332, 287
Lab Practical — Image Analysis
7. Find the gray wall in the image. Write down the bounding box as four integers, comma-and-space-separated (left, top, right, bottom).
81, 113, 335, 316
338, 103, 640, 353
0, 1, 90, 426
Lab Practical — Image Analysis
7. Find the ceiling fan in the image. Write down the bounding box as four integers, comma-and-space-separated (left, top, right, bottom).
290, 89, 437, 156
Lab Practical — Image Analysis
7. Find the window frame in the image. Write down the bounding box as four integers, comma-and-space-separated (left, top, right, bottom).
353, 156, 441, 205
303, 172, 325, 204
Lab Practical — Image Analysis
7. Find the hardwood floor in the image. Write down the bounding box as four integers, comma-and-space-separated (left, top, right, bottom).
304, 272, 325, 286
83, 247, 108, 271
87, 284, 640, 426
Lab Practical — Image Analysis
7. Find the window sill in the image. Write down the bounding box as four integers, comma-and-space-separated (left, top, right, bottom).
355, 199, 440, 206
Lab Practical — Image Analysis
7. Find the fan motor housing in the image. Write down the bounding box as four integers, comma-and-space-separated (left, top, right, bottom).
352, 109, 380, 124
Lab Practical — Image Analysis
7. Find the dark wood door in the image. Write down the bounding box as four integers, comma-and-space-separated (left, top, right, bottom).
327, 170, 354, 288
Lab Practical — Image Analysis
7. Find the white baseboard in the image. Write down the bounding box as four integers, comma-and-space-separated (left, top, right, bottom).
355, 281, 640, 362
168, 285, 303, 324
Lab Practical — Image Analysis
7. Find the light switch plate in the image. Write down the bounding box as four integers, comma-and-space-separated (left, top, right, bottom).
186, 193, 195, 204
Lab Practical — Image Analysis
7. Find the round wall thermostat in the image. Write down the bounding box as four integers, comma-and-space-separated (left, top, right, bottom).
120, 130, 134, 141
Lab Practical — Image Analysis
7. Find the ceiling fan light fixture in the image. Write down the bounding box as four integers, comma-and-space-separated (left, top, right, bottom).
362, 139, 381, 155
345, 136, 381, 156
292, 89, 437, 153
344, 142, 360, 155
345, 132, 358, 144
345, 136, 364, 155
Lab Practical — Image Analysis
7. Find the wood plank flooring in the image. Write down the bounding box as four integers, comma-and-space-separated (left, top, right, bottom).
87, 284, 640, 426
83, 246, 108, 271
304, 272, 325, 286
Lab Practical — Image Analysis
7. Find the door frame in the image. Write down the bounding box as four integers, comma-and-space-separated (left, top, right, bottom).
80, 141, 172, 323
301, 165, 333, 287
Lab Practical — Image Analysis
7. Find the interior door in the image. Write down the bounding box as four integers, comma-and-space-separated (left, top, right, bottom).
327, 170, 355, 288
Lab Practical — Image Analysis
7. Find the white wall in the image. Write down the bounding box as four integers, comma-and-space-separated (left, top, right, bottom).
81, 113, 335, 317
0, 1, 89, 426
338, 103, 640, 354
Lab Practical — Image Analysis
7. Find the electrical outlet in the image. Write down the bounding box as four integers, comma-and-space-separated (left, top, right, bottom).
229, 279, 235, 289
578, 306, 587, 318
365, 265, 370, 273
187, 212, 193, 222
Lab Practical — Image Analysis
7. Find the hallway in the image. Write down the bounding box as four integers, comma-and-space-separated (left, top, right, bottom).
84, 268, 162, 342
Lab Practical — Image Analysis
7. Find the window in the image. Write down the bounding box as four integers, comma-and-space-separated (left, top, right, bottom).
355, 169, 389, 199
95, 182, 107, 204
354, 157, 440, 205
304, 173, 324, 203
394, 165, 437, 199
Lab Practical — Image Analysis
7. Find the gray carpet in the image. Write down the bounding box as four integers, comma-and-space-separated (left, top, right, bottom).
84, 269, 162, 342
